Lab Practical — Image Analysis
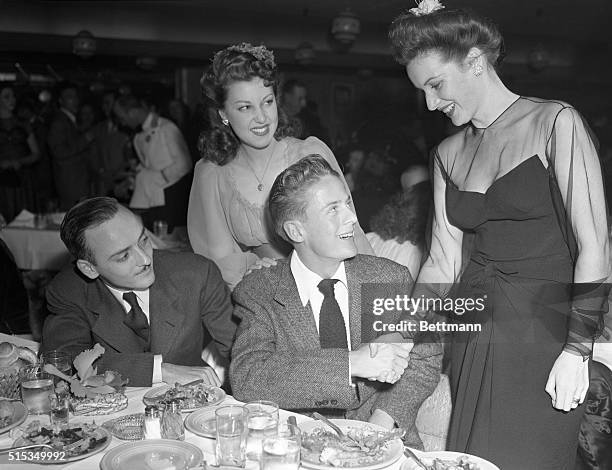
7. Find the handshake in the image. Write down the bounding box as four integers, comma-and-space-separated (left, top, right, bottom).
349, 333, 414, 385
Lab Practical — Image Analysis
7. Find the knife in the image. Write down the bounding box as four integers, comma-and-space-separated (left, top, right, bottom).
403, 446, 429, 469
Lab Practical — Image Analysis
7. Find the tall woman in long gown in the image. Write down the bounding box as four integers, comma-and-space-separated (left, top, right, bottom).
389, 4, 609, 469
188, 43, 371, 289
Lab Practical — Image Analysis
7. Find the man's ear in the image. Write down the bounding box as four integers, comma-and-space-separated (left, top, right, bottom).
283, 220, 304, 244
76, 259, 100, 280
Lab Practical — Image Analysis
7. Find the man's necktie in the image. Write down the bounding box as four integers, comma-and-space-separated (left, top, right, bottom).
122, 291, 150, 343
318, 279, 348, 349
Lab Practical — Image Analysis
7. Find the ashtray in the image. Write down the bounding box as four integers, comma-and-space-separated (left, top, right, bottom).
102, 413, 144, 440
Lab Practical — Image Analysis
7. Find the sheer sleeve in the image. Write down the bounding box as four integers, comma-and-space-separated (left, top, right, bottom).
547, 106, 611, 358
298, 136, 374, 255
187, 161, 259, 290
414, 150, 464, 290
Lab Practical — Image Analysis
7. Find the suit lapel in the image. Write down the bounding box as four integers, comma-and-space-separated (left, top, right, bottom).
149, 265, 183, 356
345, 258, 362, 351
273, 261, 320, 347
89, 280, 144, 352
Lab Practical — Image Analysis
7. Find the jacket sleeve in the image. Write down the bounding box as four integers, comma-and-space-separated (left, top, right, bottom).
42, 280, 155, 387
198, 258, 237, 360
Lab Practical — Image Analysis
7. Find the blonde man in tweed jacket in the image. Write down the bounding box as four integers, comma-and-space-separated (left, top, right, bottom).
230, 155, 442, 448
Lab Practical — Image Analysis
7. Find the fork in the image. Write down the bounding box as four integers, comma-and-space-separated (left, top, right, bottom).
311, 412, 366, 450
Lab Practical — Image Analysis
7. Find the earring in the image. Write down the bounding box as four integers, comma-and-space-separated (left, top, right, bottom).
473, 63, 483, 76
222, 118, 229, 126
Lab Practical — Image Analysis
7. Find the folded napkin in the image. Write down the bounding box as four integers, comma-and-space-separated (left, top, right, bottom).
9, 209, 35, 227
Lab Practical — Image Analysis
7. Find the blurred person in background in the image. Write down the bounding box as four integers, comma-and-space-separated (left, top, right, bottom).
113, 95, 192, 232
0, 85, 40, 222
47, 82, 94, 210
91, 90, 131, 197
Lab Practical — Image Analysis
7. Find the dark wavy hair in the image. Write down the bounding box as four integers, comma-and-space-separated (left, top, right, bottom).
389, 8, 505, 68
199, 44, 294, 166
60, 197, 121, 263
369, 181, 432, 248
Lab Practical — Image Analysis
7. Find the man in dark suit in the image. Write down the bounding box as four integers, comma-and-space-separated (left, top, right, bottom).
230, 155, 442, 447
47, 82, 94, 210
42, 197, 236, 387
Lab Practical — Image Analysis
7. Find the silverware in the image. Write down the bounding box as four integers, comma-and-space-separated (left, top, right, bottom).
0, 444, 54, 453
311, 412, 364, 450
183, 378, 204, 387
403, 446, 429, 469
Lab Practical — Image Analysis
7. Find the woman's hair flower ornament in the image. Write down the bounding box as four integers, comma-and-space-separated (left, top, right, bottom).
409, 0, 445, 16
215, 43, 276, 69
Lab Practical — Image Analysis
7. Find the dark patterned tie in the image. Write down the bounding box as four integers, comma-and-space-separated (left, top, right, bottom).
122, 291, 150, 344
318, 279, 348, 349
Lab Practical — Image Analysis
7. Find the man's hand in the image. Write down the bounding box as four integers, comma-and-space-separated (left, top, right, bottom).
350, 343, 409, 383
367, 333, 414, 383
161, 363, 221, 387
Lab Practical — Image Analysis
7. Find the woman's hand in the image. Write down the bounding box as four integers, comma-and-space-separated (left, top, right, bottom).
545, 350, 589, 411
245, 257, 277, 276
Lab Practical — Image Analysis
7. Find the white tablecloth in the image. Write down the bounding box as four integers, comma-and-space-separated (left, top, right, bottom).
0, 387, 409, 469
0, 226, 70, 271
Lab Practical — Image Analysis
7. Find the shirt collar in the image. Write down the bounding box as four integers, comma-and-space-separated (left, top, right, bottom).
60, 108, 76, 124
105, 284, 149, 313
142, 112, 155, 130
290, 251, 347, 307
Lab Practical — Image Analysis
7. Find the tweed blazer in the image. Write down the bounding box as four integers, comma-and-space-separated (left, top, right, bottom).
42, 250, 236, 386
230, 254, 442, 446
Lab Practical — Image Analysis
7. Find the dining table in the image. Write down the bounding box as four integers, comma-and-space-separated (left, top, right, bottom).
0, 385, 412, 470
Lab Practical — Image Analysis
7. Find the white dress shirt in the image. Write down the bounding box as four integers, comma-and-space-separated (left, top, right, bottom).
106, 285, 163, 383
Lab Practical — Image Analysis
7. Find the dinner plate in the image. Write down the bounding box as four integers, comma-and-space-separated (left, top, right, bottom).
99, 439, 204, 470
400, 450, 500, 470
184, 407, 217, 438
185, 408, 302, 439
13, 423, 111, 464
142, 384, 226, 412
0, 400, 27, 435
299, 419, 403, 470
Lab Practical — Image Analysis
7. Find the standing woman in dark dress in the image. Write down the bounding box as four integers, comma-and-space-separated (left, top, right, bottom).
389, 3, 609, 469
0, 85, 39, 222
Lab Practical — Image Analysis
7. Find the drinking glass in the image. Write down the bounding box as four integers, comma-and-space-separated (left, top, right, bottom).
40, 350, 72, 377
261, 422, 301, 470
49, 394, 70, 427
245, 400, 279, 462
215, 405, 249, 467
153, 220, 169, 239
21, 365, 54, 414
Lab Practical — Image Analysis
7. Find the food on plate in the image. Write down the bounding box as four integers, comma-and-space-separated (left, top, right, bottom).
15, 421, 108, 457
420, 455, 480, 470
71, 392, 128, 415
0, 342, 38, 373
150, 382, 219, 409
0, 400, 15, 427
43, 344, 128, 398
301, 425, 403, 467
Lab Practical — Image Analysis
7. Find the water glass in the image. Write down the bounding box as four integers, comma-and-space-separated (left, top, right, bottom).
245, 401, 279, 462
215, 405, 249, 467
261, 422, 300, 470
153, 220, 169, 239
40, 350, 72, 377
49, 394, 70, 427
21, 365, 54, 414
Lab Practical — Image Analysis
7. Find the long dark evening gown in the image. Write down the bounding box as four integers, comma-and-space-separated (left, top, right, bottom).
435, 97, 608, 470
